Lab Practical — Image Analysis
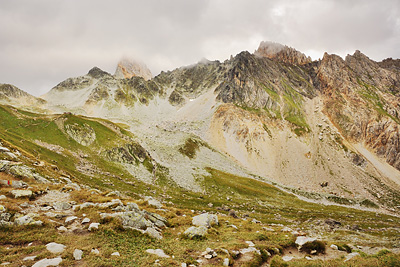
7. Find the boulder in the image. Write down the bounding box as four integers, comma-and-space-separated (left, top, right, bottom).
46, 242, 66, 254
111, 252, 120, 257
10, 189, 33, 198
32, 257, 62, 267
88, 222, 100, 231
14, 213, 42, 226
0, 179, 27, 188
295, 236, 316, 247
145, 227, 163, 240
8, 165, 48, 183
101, 211, 152, 230
145, 196, 163, 209
146, 248, 170, 258
53, 202, 72, 210
65, 216, 78, 224
73, 249, 83, 260
57, 226, 68, 232
192, 213, 218, 228
184, 226, 208, 239
81, 218, 90, 224
91, 248, 100, 255
23, 255, 37, 261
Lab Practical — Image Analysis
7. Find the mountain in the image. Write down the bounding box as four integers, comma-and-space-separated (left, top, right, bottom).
1, 43, 400, 266
38, 45, 400, 210
114, 57, 152, 80
0, 83, 46, 108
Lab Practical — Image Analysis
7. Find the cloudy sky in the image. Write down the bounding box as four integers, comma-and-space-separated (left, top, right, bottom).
1, 0, 399, 96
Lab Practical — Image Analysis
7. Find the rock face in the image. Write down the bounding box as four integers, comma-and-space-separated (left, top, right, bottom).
254, 41, 312, 65
316, 50, 400, 170
114, 58, 152, 81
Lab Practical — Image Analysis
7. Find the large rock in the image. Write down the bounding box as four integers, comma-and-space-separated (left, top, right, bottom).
145, 248, 170, 258
184, 226, 208, 239
192, 213, 218, 228
144, 227, 163, 240
73, 249, 83, 260
32, 257, 62, 267
10, 189, 33, 198
46, 242, 66, 254
295, 236, 317, 247
0, 179, 27, 188
14, 213, 41, 226
8, 165, 48, 183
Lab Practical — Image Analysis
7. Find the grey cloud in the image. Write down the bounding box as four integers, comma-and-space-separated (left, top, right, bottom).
0, 0, 399, 96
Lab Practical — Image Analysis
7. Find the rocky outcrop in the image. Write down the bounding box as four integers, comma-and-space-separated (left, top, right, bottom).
316, 50, 400, 170
254, 41, 312, 65
64, 123, 96, 146
114, 58, 152, 81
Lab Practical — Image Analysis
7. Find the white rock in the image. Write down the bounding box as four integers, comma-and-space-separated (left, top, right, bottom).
192, 213, 218, 228
145, 196, 163, 209
282, 255, 294, 262
65, 216, 78, 224
88, 222, 100, 231
330, 244, 338, 250
281, 226, 292, 232
295, 236, 316, 247
23, 255, 37, 261
0, 195, 6, 200
10, 189, 32, 198
81, 218, 90, 224
57, 226, 68, 232
73, 249, 83, 260
0, 262, 10, 265
344, 252, 360, 262
32, 257, 62, 267
91, 248, 100, 255
306, 256, 313, 260
146, 248, 170, 258
145, 227, 163, 239
181, 263, 187, 267
46, 242, 66, 254
111, 252, 120, 256
204, 254, 212, 259
223, 258, 230, 266
245, 241, 255, 247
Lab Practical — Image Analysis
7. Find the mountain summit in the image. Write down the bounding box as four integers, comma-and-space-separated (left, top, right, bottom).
254, 41, 312, 65
114, 57, 152, 80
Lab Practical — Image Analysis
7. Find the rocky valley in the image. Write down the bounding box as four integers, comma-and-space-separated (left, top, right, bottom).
1, 41, 400, 266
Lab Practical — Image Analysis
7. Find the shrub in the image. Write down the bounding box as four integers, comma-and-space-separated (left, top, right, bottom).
300, 240, 326, 254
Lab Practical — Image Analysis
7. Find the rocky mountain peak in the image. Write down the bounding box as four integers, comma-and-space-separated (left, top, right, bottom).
254, 41, 312, 65
87, 67, 112, 79
114, 57, 152, 81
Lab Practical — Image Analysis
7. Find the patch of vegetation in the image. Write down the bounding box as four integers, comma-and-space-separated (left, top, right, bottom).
360, 199, 379, 208
300, 240, 326, 255
178, 138, 206, 159
336, 243, 352, 253
357, 78, 399, 123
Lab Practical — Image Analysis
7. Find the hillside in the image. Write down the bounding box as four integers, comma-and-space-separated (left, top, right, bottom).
1, 41, 400, 266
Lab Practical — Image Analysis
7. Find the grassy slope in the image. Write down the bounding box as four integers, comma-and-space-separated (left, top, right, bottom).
1, 104, 400, 266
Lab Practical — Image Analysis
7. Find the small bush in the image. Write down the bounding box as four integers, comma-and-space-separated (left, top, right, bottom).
300, 240, 326, 254
337, 243, 352, 253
